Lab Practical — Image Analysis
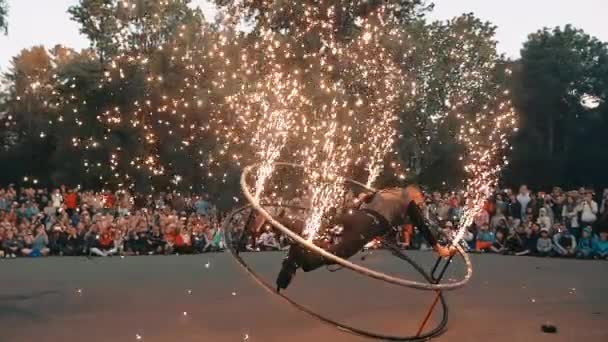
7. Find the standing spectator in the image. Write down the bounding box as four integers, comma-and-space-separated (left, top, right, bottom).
579, 191, 598, 229
553, 224, 577, 258
507, 194, 522, 222
195, 195, 211, 216
600, 189, 608, 215
51, 189, 63, 209
516, 185, 531, 220
102, 191, 115, 214
536, 207, 552, 232
0, 190, 9, 211
551, 188, 565, 222
64, 189, 78, 217
536, 229, 553, 257
562, 195, 580, 234
43, 200, 56, 217
495, 193, 508, 216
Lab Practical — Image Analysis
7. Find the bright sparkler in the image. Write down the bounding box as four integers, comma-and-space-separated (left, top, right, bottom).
4, 0, 518, 239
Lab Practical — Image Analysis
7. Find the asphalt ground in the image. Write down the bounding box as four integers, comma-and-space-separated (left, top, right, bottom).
0, 251, 606, 342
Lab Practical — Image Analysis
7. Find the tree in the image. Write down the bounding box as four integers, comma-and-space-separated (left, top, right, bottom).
508, 25, 608, 188
1, 1, 226, 195
64, 0, 220, 192
0, 0, 8, 34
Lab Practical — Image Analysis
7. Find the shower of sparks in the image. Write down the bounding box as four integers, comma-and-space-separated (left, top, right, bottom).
302, 116, 352, 240
453, 87, 517, 245
6, 1, 518, 243
214, 1, 410, 238
229, 71, 301, 199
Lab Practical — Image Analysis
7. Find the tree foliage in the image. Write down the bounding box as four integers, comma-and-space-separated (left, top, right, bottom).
506, 25, 608, 188
0, 0, 7, 34
1, 1, 606, 197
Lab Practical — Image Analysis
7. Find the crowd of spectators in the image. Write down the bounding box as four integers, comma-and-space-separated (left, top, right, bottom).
401, 185, 608, 260
1, 183, 608, 261
0, 185, 225, 258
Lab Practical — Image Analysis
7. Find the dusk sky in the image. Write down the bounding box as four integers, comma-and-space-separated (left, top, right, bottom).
1, 0, 607, 71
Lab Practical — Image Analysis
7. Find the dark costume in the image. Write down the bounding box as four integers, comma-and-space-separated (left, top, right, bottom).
276, 186, 439, 291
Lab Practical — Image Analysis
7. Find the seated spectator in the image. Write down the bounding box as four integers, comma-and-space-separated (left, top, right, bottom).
206, 226, 225, 252
88, 226, 114, 257
174, 227, 193, 254
108, 229, 125, 256
257, 226, 280, 251
505, 225, 530, 256
475, 223, 495, 252
21, 224, 50, 257
523, 223, 540, 255
63, 226, 84, 256
2, 230, 22, 258
536, 228, 553, 257
146, 226, 165, 254
576, 227, 594, 259
553, 225, 577, 258
592, 228, 608, 260
48, 224, 66, 255
191, 224, 208, 253
490, 230, 507, 254
462, 224, 476, 251
164, 223, 178, 254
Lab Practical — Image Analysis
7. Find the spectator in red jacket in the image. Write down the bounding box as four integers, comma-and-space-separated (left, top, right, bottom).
64, 189, 78, 217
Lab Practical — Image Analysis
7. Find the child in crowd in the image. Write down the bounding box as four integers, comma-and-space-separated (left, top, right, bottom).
475, 223, 495, 252
592, 228, 608, 260
490, 230, 507, 254
575, 227, 594, 259
536, 207, 552, 232
553, 224, 577, 257
506, 226, 529, 255
536, 228, 553, 257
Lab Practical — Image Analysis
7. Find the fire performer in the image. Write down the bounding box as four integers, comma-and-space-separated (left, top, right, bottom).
251, 186, 456, 291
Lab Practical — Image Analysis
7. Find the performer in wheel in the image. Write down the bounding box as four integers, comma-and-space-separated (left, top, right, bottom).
252, 185, 456, 292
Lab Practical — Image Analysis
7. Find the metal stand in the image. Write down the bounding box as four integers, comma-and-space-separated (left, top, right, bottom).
415, 255, 454, 337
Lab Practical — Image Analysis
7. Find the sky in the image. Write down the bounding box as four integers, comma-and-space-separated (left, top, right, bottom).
1, 0, 607, 71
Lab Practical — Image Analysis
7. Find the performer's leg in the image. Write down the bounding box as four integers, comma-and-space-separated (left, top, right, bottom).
277, 210, 388, 291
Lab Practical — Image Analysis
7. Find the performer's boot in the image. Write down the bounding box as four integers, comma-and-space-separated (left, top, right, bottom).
276, 244, 326, 291
276, 254, 299, 292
